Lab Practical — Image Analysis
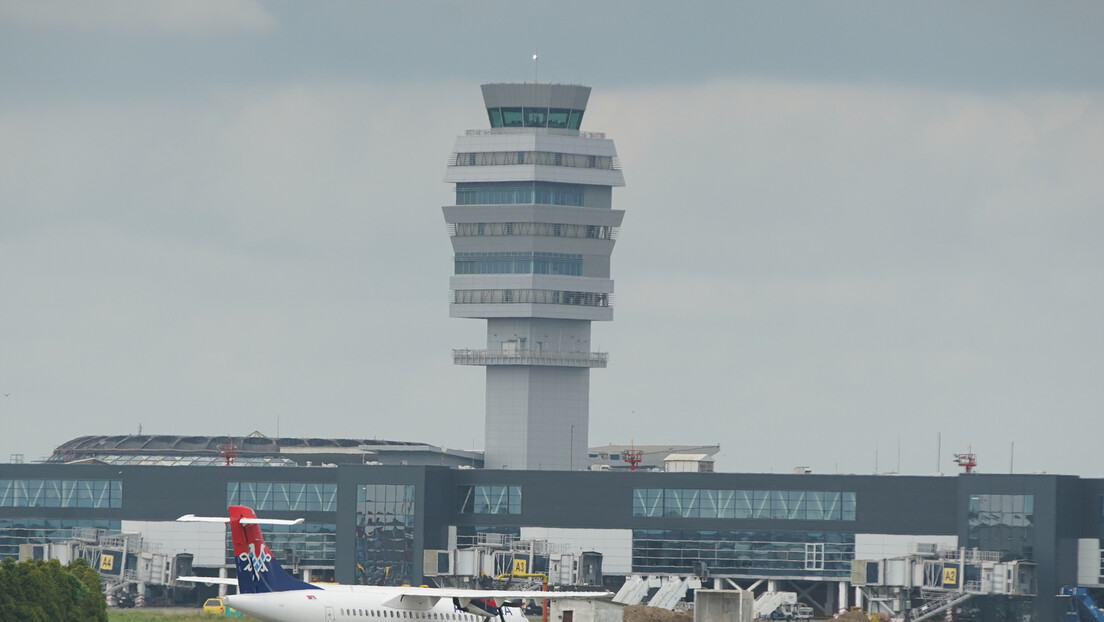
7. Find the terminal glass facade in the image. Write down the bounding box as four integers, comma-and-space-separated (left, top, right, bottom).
225, 522, 336, 567
456, 485, 521, 515
0, 479, 122, 508
632, 529, 855, 578
967, 494, 1035, 560
84, 454, 295, 467
355, 484, 415, 586
226, 482, 337, 512
633, 489, 856, 521
0, 518, 120, 559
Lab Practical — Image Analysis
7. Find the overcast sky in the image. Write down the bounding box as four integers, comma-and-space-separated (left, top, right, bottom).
2, 1, 1102, 476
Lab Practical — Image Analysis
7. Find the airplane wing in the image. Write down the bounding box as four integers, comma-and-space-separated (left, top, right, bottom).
176, 576, 239, 586
373, 587, 612, 611
177, 514, 304, 526
385, 587, 612, 600
176, 514, 230, 523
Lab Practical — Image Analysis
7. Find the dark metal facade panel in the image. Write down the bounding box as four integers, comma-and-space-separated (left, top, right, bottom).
445, 470, 958, 533
2, 463, 1101, 617
1077, 477, 1104, 539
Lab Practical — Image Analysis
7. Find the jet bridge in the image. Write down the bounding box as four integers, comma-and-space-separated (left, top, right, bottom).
1060, 586, 1104, 622
851, 547, 1035, 621
21, 527, 194, 606
424, 533, 605, 592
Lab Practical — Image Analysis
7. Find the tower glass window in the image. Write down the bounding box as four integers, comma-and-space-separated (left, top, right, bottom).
500, 108, 523, 127
455, 182, 584, 207
523, 107, 548, 127
454, 252, 582, 276
547, 109, 570, 128
484, 107, 583, 129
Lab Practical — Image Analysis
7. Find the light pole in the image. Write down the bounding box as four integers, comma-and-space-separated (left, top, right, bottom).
570, 425, 575, 470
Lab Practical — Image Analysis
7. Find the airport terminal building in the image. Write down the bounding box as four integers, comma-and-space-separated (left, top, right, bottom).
2, 445, 1104, 620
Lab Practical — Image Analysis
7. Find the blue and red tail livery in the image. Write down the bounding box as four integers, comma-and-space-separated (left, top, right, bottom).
228, 505, 320, 594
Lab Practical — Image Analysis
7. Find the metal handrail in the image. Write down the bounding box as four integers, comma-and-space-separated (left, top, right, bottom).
464, 129, 607, 139
453, 349, 608, 368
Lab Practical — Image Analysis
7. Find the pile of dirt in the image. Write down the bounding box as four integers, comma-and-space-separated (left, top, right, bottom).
833, 611, 872, 621
621, 605, 693, 622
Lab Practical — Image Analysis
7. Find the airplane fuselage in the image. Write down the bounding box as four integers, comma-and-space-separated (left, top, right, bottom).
225, 585, 528, 622
178, 507, 606, 622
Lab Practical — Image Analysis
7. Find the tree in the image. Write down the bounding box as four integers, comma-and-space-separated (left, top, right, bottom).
0, 557, 107, 622
68, 558, 108, 622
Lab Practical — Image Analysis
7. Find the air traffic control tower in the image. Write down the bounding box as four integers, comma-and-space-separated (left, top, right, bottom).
443, 84, 625, 470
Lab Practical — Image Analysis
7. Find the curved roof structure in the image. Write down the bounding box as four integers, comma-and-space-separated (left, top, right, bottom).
48, 433, 425, 464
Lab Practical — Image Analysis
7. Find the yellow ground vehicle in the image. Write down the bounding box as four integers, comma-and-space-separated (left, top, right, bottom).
203, 597, 244, 616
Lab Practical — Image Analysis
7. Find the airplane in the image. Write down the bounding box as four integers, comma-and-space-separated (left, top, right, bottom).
177, 505, 612, 622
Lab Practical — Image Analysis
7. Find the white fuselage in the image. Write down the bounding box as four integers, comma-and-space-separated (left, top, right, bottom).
224, 585, 528, 622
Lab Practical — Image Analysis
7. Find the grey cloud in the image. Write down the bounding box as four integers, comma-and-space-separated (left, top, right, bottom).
0, 0, 275, 35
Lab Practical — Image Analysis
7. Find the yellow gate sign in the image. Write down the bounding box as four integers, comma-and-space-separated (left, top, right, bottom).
512, 559, 527, 575
942, 567, 958, 586
100, 554, 115, 572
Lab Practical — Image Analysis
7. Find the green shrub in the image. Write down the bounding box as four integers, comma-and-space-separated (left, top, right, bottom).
0, 557, 108, 622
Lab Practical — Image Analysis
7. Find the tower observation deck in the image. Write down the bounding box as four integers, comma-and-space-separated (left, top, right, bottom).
443, 83, 625, 470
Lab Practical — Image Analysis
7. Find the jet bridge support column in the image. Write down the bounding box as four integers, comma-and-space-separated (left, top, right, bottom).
837, 581, 848, 613
219, 567, 228, 597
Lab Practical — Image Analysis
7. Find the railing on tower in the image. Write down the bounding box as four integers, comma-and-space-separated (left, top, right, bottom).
452, 348, 608, 368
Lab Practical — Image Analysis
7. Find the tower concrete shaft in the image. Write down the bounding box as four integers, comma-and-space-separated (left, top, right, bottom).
443, 83, 625, 470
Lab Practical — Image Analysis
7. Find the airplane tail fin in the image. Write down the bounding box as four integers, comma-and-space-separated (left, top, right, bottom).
227, 505, 320, 593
